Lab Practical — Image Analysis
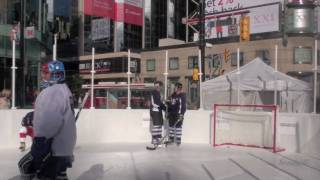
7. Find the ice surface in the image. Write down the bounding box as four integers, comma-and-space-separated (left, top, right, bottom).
1, 143, 320, 180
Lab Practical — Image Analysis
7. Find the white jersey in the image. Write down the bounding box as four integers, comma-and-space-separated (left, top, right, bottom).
34, 83, 76, 156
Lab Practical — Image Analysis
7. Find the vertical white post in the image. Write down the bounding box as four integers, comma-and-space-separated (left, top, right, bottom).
53, 34, 57, 61
186, 0, 189, 43
198, 49, 203, 110
38, 0, 42, 31
164, 50, 169, 99
237, 48, 240, 104
314, 40, 318, 113
90, 47, 95, 109
127, 49, 131, 109
11, 32, 17, 109
274, 45, 278, 105
106, 90, 109, 109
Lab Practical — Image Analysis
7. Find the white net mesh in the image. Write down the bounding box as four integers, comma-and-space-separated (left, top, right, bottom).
214, 104, 282, 152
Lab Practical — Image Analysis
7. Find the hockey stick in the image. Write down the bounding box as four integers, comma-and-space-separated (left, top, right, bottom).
75, 92, 90, 122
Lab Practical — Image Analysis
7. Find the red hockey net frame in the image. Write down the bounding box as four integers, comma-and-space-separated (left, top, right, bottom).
212, 104, 285, 153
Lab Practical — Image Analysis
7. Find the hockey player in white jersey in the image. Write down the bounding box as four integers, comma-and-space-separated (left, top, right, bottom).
31, 60, 76, 179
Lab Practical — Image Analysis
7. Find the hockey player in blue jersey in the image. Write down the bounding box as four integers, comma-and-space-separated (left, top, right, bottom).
166, 82, 186, 146
149, 81, 166, 145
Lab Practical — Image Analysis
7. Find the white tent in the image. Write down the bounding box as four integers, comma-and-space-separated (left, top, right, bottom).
202, 58, 313, 113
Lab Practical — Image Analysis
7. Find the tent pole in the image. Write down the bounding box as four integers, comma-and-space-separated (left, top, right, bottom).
274, 45, 278, 106
314, 39, 318, 114
237, 48, 240, 104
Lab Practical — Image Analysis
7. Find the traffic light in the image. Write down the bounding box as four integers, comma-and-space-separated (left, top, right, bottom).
192, 66, 199, 81
240, 16, 250, 42
224, 48, 231, 63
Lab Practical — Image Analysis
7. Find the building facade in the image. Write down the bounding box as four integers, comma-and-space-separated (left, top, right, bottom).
0, 0, 80, 107
79, 0, 320, 110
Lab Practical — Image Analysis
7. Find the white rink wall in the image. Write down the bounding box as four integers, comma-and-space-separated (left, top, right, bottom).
0, 109, 319, 156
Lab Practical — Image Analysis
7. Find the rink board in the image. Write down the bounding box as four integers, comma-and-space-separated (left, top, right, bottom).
0, 109, 319, 157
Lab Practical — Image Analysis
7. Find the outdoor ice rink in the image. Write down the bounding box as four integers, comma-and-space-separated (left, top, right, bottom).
1, 109, 320, 180
1, 143, 320, 180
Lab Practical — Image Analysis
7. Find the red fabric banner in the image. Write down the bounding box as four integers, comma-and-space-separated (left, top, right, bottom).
84, 0, 143, 26
84, 0, 114, 19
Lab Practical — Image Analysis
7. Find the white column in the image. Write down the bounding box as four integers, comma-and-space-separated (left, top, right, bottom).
90, 47, 95, 109
198, 49, 203, 109
11, 32, 17, 109
186, 0, 189, 43
164, 50, 169, 99
127, 49, 131, 109
237, 48, 240, 104
38, 0, 42, 31
274, 45, 278, 105
314, 40, 318, 113
53, 33, 57, 61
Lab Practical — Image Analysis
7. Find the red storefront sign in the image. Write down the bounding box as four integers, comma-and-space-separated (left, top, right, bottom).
84, 0, 114, 19
84, 0, 143, 26
114, 3, 143, 26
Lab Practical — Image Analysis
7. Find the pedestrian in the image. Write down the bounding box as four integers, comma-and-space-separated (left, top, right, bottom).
0, 89, 11, 109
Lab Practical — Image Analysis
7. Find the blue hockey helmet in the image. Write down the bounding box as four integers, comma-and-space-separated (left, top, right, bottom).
48, 60, 65, 83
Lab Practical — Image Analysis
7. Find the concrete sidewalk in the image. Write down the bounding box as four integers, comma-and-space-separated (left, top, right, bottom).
1, 143, 320, 180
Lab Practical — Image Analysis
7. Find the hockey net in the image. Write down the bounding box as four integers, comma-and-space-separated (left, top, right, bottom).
212, 104, 285, 153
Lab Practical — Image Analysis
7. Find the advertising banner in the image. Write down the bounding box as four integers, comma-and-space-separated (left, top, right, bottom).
115, 0, 143, 26
205, 0, 283, 14
85, 0, 143, 26
91, 18, 110, 40
205, 3, 280, 39
79, 60, 111, 74
25, 26, 35, 39
84, 0, 114, 19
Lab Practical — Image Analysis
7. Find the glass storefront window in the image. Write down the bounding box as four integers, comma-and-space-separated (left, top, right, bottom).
256, 50, 271, 65
146, 59, 155, 71
169, 57, 179, 70
231, 52, 244, 66
294, 47, 312, 64
144, 77, 156, 83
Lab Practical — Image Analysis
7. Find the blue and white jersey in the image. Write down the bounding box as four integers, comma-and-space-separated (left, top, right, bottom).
168, 92, 186, 115
150, 90, 165, 112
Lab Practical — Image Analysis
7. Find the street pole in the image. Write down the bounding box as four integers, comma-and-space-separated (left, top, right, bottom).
199, 0, 206, 82
164, 50, 168, 100
314, 39, 318, 113
127, 49, 131, 109
90, 47, 95, 109
198, 49, 203, 110
20, 0, 26, 107
11, 31, 17, 109
53, 34, 57, 61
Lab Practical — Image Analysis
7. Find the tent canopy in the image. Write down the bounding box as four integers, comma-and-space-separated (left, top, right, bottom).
203, 58, 311, 92
202, 58, 313, 112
